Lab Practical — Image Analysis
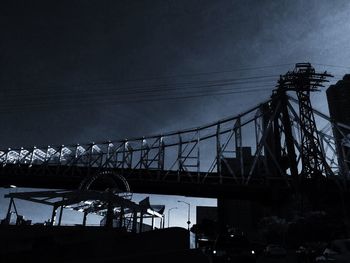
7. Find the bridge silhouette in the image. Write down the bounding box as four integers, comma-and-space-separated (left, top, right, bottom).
0, 63, 349, 203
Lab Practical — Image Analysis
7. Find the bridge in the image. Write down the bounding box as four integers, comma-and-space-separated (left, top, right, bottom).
0, 63, 349, 204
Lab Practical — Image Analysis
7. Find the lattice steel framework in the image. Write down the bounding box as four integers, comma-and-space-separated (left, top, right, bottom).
275, 63, 334, 179
0, 63, 349, 189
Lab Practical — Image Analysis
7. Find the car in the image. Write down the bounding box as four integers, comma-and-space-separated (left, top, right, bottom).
316, 239, 350, 263
263, 244, 287, 257
212, 232, 256, 262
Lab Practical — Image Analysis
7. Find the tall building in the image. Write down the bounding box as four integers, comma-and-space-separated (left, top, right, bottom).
327, 75, 350, 127
326, 75, 350, 176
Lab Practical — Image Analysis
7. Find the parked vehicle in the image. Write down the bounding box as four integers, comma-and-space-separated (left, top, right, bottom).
296, 242, 327, 263
212, 233, 256, 262
316, 239, 350, 263
263, 244, 287, 257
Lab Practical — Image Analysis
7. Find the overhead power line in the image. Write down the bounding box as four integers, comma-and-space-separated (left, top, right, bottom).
2, 79, 277, 101
313, 63, 350, 70
2, 62, 346, 113
124, 63, 295, 82
5, 74, 279, 94
0, 86, 272, 113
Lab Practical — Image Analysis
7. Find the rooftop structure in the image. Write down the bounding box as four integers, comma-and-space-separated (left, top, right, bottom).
2, 189, 165, 233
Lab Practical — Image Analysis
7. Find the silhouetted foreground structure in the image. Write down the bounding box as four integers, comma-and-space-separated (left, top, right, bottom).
2, 189, 165, 232
0, 189, 208, 262
0, 226, 203, 263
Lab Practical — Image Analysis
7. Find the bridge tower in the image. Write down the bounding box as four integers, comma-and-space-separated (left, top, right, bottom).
274, 63, 334, 180
218, 63, 335, 235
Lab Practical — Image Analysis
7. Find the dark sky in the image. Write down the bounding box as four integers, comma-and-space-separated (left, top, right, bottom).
1, 0, 350, 227
1, 0, 350, 149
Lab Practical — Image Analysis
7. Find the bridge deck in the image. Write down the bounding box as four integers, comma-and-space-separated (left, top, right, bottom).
0, 164, 294, 201
0, 164, 346, 205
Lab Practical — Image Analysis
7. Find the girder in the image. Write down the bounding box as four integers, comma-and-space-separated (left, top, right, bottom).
0, 63, 349, 197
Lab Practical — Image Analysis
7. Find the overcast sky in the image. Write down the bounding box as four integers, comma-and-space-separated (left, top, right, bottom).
1, 0, 350, 148
1, 0, 350, 227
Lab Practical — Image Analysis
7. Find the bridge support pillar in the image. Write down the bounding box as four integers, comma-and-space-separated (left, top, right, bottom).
58, 205, 64, 226
82, 212, 88, 226
132, 211, 138, 233
50, 206, 57, 226
139, 211, 144, 233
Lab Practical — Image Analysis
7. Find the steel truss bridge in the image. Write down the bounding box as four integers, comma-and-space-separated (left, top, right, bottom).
0, 63, 349, 202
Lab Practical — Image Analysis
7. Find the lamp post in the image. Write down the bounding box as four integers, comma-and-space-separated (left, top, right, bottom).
167, 207, 178, 228
177, 200, 191, 231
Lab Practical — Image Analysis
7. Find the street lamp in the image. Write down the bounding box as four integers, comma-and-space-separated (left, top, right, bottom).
177, 200, 191, 231
167, 207, 178, 228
